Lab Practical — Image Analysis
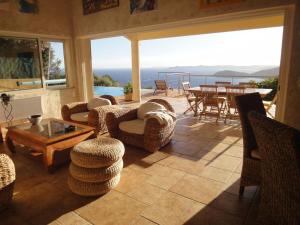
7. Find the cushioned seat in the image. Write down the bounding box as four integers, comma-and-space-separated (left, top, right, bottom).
69, 159, 123, 182
68, 174, 120, 196
71, 137, 125, 168
70, 112, 89, 122
119, 119, 145, 135
250, 149, 261, 160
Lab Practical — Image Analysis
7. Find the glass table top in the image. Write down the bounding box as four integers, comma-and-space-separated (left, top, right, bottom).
13, 119, 84, 138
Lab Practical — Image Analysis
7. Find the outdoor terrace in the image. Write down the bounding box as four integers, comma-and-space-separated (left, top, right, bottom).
0, 94, 259, 225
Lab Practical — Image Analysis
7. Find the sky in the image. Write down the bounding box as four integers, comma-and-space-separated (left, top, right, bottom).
91, 26, 283, 69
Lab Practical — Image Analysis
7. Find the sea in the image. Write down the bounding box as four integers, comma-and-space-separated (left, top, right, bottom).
93, 67, 270, 96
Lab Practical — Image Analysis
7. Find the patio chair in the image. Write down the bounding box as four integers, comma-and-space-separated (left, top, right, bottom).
199, 85, 225, 122
215, 81, 231, 87
61, 95, 118, 136
239, 82, 256, 88
248, 111, 300, 225
263, 93, 277, 118
106, 99, 176, 152
153, 80, 173, 96
224, 86, 245, 123
235, 93, 266, 195
182, 81, 201, 114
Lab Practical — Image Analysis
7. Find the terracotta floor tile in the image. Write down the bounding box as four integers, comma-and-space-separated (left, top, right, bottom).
209, 191, 252, 217
114, 168, 151, 194
76, 190, 147, 225
186, 205, 244, 225
198, 166, 233, 183
208, 155, 242, 172
131, 216, 158, 225
127, 182, 167, 205
170, 174, 224, 204
141, 192, 205, 225
53, 211, 92, 225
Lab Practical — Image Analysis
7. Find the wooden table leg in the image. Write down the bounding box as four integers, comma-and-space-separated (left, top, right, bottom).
194, 94, 199, 117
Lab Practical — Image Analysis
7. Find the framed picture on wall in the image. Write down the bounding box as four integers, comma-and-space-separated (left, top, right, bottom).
19, 0, 38, 14
83, 0, 119, 15
200, 0, 243, 8
130, 0, 158, 14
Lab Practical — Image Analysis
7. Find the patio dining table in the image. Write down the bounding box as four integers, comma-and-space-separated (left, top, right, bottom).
188, 87, 273, 116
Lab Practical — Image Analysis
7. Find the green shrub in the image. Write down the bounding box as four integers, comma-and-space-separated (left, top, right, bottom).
250, 77, 278, 101
93, 74, 119, 87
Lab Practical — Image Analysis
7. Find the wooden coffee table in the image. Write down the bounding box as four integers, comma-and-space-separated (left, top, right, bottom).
6, 118, 94, 173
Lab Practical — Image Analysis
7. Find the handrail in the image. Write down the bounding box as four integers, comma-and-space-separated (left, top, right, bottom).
156, 71, 277, 91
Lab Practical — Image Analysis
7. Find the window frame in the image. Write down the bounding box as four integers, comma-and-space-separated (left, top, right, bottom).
40, 39, 69, 90
0, 35, 44, 92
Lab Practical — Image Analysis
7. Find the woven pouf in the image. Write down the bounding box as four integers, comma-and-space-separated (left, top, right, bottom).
68, 174, 121, 196
71, 137, 125, 168
69, 159, 123, 183
0, 154, 16, 211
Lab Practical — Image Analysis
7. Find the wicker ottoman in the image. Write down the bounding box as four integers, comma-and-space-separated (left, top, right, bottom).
0, 154, 16, 211
68, 137, 124, 196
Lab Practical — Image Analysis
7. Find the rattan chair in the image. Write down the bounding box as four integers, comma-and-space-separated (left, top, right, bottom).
235, 93, 266, 195
199, 85, 225, 122
61, 95, 118, 136
248, 111, 300, 225
106, 99, 176, 152
225, 86, 245, 123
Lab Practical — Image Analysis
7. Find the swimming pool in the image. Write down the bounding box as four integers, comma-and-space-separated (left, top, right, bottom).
94, 86, 124, 97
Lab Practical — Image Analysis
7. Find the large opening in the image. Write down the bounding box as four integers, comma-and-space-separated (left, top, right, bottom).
140, 26, 283, 117
91, 36, 131, 97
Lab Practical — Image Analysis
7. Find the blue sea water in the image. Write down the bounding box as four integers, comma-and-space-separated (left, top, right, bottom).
94, 68, 266, 90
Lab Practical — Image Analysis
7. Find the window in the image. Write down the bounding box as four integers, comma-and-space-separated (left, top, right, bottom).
0, 37, 42, 92
41, 41, 67, 88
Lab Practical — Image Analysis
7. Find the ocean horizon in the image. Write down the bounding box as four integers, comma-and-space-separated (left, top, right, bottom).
93, 66, 278, 89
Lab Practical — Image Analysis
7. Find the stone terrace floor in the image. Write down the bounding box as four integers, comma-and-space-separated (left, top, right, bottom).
0, 94, 259, 225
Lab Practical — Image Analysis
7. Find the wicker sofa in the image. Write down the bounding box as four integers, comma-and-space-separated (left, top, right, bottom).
106, 99, 176, 152
61, 95, 118, 136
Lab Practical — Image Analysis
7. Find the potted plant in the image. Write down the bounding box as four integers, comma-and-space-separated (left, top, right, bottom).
123, 82, 133, 101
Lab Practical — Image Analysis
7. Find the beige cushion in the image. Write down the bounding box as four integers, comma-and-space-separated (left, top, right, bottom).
137, 102, 165, 119
70, 112, 89, 122
87, 97, 111, 110
251, 149, 261, 160
119, 119, 145, 135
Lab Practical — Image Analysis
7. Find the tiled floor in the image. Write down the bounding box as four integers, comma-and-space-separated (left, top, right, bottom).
0, 95, 259, 225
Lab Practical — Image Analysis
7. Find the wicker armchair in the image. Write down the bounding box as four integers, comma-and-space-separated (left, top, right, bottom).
235, 93, 266, 195
61, 95, 118, 136
0, 154, 16, 211
106, 99, 176, 152
248, 112, 300, 225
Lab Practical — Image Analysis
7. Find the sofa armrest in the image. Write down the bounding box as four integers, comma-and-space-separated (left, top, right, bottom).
88, 105, 121, 135
61, 102, 88, 121
144, 117, 176, 152
106, 108, 138, 138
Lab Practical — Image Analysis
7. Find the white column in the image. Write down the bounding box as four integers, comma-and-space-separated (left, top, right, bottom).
131, 37, 141, 102
74, 39, 94, 102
